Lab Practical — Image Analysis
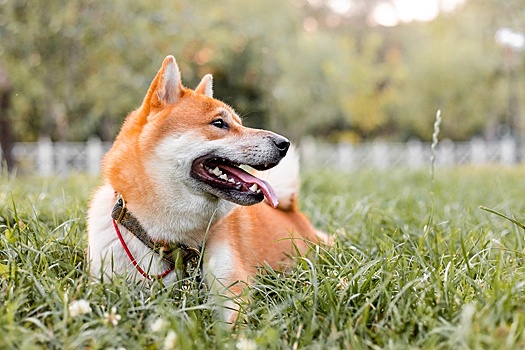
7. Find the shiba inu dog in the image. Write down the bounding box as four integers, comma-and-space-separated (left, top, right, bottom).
87, 55, 329, 322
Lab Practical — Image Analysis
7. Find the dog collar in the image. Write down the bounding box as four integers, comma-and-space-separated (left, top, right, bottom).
111, 195, 202, 282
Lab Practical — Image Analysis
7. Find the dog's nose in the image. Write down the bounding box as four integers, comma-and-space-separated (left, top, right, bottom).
272, 135, 290, 157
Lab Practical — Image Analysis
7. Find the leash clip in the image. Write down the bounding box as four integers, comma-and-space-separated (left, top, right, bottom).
115, 194, 127, 224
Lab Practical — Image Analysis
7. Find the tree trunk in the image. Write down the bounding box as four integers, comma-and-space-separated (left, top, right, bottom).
0, 65, 14, 172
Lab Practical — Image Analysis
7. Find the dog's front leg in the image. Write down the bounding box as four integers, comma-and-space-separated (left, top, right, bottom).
203, 239, 250, 324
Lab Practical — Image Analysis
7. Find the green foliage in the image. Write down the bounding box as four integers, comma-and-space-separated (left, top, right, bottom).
2, 167, 525, 348
0, 0, 524, 142
392, 14, 505, 141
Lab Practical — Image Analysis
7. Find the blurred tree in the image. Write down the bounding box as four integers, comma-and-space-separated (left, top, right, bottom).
1, 0, 163, 141
325, 31, 399, 139
463, 0, 525, 141
392, 13, 505, 141
0, 0, 303, 141
0, 0, 523, 144
0, 64, 14, 171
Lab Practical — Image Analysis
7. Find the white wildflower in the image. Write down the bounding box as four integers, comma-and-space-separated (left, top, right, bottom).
236, 338, 257, 350
68, 299, 92, 318
104, 306, 122, 327
163, 330, 178, 350
150, 318, 167, 333
337, 277, 349, 290
335, 228, 345, 236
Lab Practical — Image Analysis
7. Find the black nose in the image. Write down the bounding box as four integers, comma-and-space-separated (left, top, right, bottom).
272, 135, 290, 157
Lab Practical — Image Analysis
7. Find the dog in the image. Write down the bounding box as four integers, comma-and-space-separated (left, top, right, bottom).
87, 55, 329, 322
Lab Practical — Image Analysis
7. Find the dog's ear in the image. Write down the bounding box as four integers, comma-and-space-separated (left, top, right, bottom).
144, 56, 183, 110
195, 74, 213, 98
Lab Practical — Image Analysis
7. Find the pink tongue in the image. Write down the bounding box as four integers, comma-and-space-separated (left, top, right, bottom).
224, 166, 279, 208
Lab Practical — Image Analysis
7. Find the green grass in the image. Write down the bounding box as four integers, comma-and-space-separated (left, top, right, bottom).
2, 167, 525, 349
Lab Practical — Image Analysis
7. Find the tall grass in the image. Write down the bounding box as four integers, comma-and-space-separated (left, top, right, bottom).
2, 167, 525, 349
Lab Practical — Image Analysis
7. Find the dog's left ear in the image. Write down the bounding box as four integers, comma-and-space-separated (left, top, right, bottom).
144, 56, 184, 111
195, 74, 213, 98
155, 56, 183, 105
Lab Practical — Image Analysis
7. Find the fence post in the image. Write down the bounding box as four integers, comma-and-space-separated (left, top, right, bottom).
501, 136, 516, 165
407, 139, 423, 169
337, 143, 354, 171
87, 136, 104, 175
470, 137, 486, 164
438, 139, 455, 166
56, 142, 68, 175
299, 137, 316, 170
37, 135, 53, 176
372, 141, 388, 169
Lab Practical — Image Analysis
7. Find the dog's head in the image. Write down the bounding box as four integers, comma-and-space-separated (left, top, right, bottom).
104, 56, 289, 211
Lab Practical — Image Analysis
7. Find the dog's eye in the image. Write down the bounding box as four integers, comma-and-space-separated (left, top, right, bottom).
211, 118, 229, 129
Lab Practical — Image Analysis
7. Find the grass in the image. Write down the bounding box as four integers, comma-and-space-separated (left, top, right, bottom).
2, 166, 525, 349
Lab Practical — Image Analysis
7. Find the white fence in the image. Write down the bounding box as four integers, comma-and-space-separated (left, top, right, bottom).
2, 136, 522, 176
9, 136, 112, 176
299, 137, 519, 171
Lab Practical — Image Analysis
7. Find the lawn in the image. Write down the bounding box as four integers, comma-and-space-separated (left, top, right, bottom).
1, 166, 525, 349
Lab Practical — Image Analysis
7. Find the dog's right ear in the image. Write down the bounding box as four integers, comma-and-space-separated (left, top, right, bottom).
195, 74, 213, 98
143, 56, 183, 111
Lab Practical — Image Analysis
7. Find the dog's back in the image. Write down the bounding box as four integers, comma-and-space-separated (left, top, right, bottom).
205, 147, 329, 304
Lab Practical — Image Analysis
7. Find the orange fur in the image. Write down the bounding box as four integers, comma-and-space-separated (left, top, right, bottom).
88, 55, 329, 323
210, 202, 322, 272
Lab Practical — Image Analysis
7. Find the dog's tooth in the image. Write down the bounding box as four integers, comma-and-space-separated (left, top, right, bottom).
256, 189, 261, 194
264, 163, 269, 168
249, 184, 259, 192
228, 178, 236, 184
219, 174, 228, 181
212, 167, 222, 176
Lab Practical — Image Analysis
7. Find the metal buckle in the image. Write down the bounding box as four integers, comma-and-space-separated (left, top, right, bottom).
116, 194, 127, 223
185, 246, 201, 258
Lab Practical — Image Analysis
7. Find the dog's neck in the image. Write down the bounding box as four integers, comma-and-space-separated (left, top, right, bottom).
111, 195, 203, 280
114, 185, 234, 248
111, 195, 188, 257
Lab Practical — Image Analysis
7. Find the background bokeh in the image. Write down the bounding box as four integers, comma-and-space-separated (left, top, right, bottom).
0, 0, 523, 144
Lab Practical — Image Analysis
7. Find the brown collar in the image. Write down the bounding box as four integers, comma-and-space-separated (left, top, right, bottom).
111, 195, 202, 281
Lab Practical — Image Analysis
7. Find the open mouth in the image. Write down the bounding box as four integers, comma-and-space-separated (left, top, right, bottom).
190, 155, 279, 207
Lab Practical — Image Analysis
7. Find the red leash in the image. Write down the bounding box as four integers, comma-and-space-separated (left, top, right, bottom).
112, 218, 172, 280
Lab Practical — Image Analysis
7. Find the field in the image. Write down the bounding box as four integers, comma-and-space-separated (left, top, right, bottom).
1, 167, 525, 349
